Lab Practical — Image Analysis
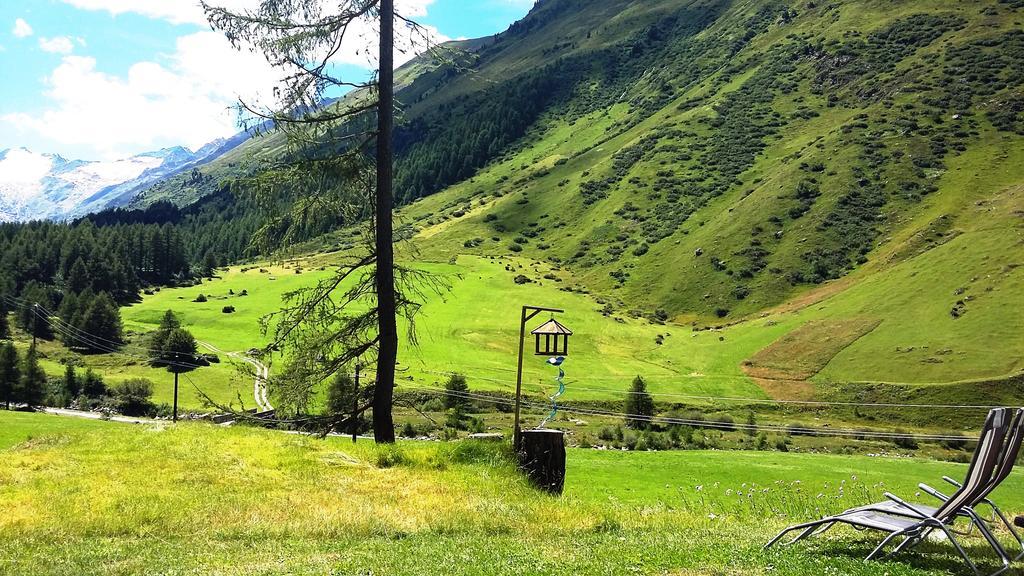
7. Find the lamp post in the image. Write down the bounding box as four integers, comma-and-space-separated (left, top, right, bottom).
512, 305, 564, 449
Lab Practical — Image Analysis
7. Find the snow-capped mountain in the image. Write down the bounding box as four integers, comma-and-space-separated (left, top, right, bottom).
0, 138, 244, 222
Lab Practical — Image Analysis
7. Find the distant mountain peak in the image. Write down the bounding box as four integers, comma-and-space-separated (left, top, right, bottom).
0, 135, 249, 222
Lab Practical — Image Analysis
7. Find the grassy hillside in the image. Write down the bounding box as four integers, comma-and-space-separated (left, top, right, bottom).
71, 0, 1022, 414
3, 410, 1023, 575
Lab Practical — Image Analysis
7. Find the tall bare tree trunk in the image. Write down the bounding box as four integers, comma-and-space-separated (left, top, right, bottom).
373, 0, 397, 443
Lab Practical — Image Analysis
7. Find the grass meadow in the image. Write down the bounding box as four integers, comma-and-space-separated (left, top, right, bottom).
2, 410, 1023, 575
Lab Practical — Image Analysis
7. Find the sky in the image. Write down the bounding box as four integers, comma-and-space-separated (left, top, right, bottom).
0, 0, 534, 161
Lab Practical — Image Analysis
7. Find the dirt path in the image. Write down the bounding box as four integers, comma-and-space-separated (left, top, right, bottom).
198, 341, 273, 412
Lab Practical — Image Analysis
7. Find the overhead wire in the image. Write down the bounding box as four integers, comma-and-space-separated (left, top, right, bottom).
416, 386, 980, 443
404, 365, 1010, 411
5, 295, 213, 371
4, 295, 1014, 424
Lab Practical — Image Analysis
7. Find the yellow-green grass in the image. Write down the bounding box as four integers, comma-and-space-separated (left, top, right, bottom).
114, 255, 799, 410
3, 410, 1023, 575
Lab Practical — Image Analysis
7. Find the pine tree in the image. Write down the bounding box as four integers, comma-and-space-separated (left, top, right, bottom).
0, 342, 19, 409
57, 291, 79, 325
148, 310, 181, 363
443, 373, 469, 410
160, 327, 198, 422
78, 291, 123, 352
62, 364, 80, 400
66, 257, 91, 294
0, 304, 9, 340
326, 372, 357, 416
202, 250, 218, 277
17, 343, 47, 407
625, 375, 655, 430
16, 282, 55, 341
81, 368, 106, 399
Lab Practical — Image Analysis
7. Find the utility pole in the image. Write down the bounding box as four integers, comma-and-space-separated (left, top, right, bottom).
173, 371, 179, 423
352, 363, 360, 443
512, 305, 563, 449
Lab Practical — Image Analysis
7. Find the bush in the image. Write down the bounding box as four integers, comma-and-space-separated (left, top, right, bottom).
374, 445, 407, 468
893, 429, 919, 450
109, 379, 156, 417
193, 294, 207, 303
940, 432, 969, 451
709, 414, 736, 431
222, 306, 235, 314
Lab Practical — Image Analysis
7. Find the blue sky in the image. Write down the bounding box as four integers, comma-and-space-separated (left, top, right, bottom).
0, 0, 534, 160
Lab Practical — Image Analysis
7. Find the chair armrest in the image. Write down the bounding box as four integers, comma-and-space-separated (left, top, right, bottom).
919, 483, 950, 502
943, 476, 964, 489
885, 492, 932, 520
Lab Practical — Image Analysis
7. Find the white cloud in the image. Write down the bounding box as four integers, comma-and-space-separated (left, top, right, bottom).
57, 0, 209, 25
2, 32, 283, 159
58, 0, 440, 30
6, 1, 450, 160
12, 18, 33, 38
39, 36, 75, 54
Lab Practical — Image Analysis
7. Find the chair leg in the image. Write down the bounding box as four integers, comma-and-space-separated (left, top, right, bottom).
765, 519, 835, 549
964, 512, 1012, 576
989, 505, 1024, 561
887, 534, 920, 558
866, 530, 910, 561
938, 524, 984, 576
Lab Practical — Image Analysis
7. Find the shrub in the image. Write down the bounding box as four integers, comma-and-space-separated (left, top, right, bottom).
374, 445, 407, 468
709, 414, 736, 432
940, 432, 969, 451
222, 306, 235, 314
109, 379, 156, 417
893, 429, 919, 450
194, 294, 207, 303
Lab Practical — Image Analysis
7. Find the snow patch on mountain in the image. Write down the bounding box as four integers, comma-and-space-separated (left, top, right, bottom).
0, 137, 247, 221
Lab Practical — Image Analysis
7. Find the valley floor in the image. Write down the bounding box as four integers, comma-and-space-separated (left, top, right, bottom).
2, 411, 1022, 576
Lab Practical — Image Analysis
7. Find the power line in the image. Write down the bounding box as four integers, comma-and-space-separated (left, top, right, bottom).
406, 365, 1010, 411
419, 386, 979, 443
6, 295, 1014, 414
6, 296, 211, 371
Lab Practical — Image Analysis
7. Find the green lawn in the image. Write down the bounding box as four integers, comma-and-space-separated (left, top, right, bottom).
115, 255, 795, 410
2, 410, 1022, 575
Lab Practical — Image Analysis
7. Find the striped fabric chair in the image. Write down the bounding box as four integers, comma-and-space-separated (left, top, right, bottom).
766, 408, 1014, 576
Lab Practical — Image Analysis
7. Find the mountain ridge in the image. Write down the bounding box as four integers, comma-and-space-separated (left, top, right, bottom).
0, 134, 250, 221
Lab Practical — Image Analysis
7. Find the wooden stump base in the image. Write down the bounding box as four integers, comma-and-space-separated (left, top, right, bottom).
517, 429, 565, 494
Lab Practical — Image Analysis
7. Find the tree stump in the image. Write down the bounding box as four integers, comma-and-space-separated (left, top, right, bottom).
1015, 516, 1024, 529
518, 429, 565, 494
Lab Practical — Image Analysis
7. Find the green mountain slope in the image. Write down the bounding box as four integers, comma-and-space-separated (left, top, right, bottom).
132, 0, 1024, 388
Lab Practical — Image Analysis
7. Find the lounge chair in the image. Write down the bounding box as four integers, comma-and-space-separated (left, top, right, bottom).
765, 408, 1013, 576
849, 408, 1024, 566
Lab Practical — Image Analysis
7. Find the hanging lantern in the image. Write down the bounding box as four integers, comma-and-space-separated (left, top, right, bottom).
530, 318, 573, 356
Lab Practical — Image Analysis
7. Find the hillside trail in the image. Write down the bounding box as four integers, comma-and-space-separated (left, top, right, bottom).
198, 341, 273, 412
